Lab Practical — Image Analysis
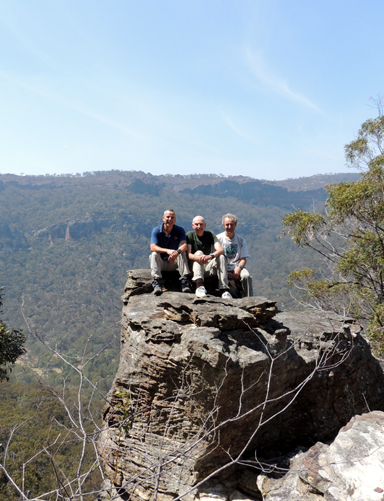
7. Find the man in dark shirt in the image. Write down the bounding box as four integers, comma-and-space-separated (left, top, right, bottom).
186, 215, 232, 299
150, 209, 191, 295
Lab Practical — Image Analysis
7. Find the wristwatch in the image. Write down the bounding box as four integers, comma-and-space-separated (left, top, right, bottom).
239, 265, 244, 270
210, 252, 215, 258
177, 248, 182, 254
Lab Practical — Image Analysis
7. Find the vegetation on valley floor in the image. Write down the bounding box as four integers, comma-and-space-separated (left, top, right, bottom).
0, 169, 363, 499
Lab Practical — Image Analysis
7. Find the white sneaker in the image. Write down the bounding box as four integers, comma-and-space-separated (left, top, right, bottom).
221, 291, 233, 299
195, 286, 207, 298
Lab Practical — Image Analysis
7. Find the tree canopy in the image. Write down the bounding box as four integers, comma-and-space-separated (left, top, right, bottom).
0, 289, 26, 381
283, 112, 384, 356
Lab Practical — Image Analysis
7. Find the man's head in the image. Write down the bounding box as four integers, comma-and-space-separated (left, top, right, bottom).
163, 209, 176, 229
222, 213, 238, 238
192, 215, 206, 237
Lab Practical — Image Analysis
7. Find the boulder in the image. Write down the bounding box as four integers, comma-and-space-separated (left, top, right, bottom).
98, 269, 384, 501
257, 411, 384, 501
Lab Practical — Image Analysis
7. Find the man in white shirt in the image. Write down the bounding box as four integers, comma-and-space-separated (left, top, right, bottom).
217, 213, 253, 297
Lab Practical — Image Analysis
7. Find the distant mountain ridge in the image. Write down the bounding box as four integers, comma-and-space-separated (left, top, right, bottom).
0, 171, 361, 214
180, 179, 328, 209
269, 172, 361, 191
0, 170, 361, 192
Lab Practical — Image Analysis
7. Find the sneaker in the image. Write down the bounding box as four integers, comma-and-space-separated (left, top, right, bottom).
180, 276, 192, 293
152, 279, 163, 296
221, 291, 233, 299
195, 286, 207, 298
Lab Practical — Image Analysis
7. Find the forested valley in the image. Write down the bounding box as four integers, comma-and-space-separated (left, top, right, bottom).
0, 170, 360, 498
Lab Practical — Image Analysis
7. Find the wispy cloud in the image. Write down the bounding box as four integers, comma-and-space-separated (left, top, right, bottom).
222, 114, 254, 142
244, 46, 323, 114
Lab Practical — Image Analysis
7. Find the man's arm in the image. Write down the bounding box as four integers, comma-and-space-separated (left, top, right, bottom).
229, 236, 249, 279
198, 241, 223, 264
151, 240, 188, 264
187, 243, 193, 260
188, 232, 222, 264
178, 241, 188, 253
230, 257, 247, 280
188, 243, 205, 264
169, 240, 187, 263
150, 227, 164, 254
213, 241, 224, 256
150, 242, 166, 253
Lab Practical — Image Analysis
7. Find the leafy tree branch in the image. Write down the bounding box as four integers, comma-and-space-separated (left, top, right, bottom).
283, 110, 384, 356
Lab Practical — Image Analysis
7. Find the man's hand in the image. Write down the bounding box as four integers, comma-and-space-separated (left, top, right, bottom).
193, 253, 211, 264
200, 254, 212, 264
229, 267, 241, 280
167, 249, 179, 264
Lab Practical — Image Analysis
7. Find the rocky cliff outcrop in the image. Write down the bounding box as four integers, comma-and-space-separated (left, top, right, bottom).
257, 411, 384, 501
99, 270, 384, 501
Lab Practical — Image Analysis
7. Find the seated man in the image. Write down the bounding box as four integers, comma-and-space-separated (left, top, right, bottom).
150, 209, 191, 295
217, 213, 253, 297
186, 215, 232, 299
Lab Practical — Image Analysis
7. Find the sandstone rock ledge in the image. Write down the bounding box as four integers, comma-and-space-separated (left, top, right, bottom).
98, 269, 384, 501
257, 410, 384, 501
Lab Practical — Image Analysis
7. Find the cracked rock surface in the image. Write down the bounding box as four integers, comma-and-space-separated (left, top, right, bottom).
257, 411, 384, 501
99, 269, 384, 501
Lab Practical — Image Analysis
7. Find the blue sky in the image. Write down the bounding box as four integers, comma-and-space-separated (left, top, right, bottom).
0, 1, 383, 180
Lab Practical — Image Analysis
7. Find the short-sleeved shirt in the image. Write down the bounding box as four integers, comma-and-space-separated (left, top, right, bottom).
186, 230, 218, 255
216, 232, 249, 271
151, 224, 186, 260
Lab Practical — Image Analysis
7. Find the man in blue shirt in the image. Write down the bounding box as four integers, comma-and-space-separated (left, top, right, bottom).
150, 209, 191, 295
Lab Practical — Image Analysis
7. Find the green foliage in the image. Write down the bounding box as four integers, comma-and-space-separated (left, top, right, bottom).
282, 211, 326, 247
326, 171, 384, 222
367, 302, 384, 357
0, 289, 25, 381
284, 112, 384, 357
344, 115, 384, 170
115, 390, 133, 436
286, 268, 315, 287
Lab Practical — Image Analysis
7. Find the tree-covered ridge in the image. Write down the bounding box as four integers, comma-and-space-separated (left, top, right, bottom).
0, 171, 346, 353
0, 170, 358, 499
270, 172, 360, 191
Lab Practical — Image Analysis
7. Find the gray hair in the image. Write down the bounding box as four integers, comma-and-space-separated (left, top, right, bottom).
222, 213, 238, 226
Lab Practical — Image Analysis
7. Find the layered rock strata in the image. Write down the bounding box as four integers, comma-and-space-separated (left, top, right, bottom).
99, 269, 384, 501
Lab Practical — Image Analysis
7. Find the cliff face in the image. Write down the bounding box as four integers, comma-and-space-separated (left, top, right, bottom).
180, 179, 328, 208
99, 270, 384, 501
